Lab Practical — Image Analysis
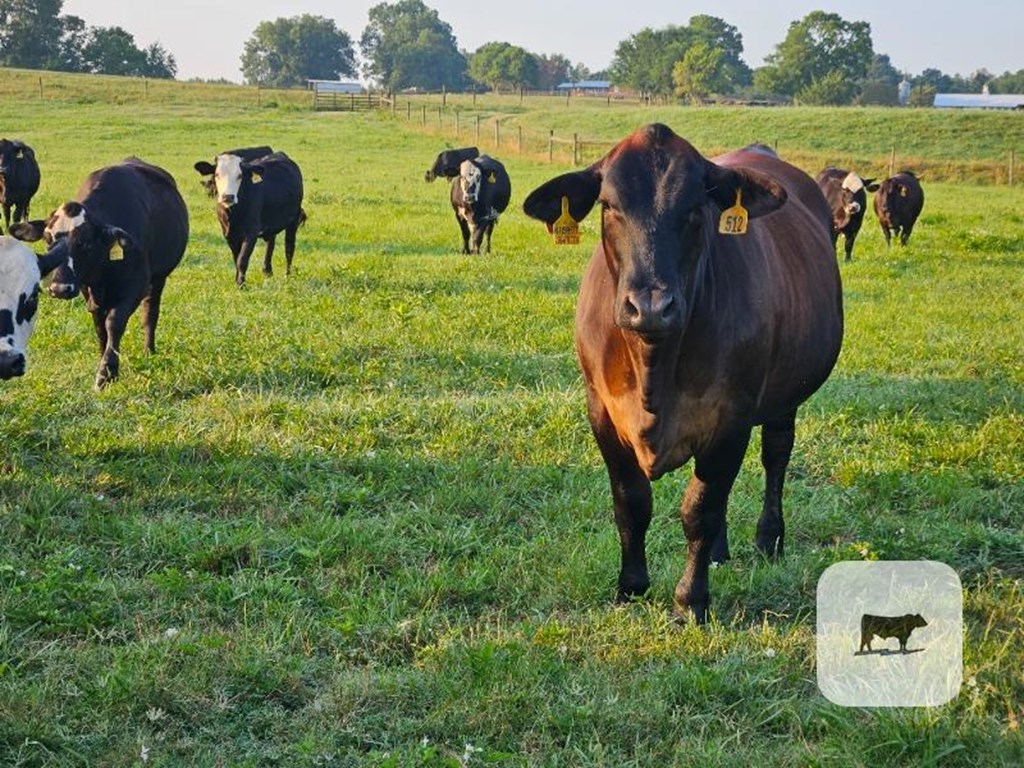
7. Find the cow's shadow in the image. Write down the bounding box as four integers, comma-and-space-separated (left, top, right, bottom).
854, 648, 925, 657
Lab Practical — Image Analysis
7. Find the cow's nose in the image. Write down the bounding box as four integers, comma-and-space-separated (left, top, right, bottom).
48, 281, 79, 300
220, 194, 236, 206
0, 352, 26, 380
619, 288, 682, 336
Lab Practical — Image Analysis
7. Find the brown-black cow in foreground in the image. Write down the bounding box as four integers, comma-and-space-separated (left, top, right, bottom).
874, 171, 924, 246
10, 158, 189, 389
816, 168, 878, 262
859, 613, 928, 653
194, 146, 273, 197
523, 124, 843, 623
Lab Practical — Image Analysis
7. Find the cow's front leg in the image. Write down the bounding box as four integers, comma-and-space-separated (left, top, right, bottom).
234, 238, 257, 287
590, 396, 652, 602
263, 235, 276, 276
675, 429, 751, 624
455, 214, 471, 254
95, 306, 130, 389
755, 412, 795, 558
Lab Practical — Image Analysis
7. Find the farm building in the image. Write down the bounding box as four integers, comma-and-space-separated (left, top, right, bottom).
556, 80, 614, 95
307, 80, 363, 94
934, 93, 1024, 109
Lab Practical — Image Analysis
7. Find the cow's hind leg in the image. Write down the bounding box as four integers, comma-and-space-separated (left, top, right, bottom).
676, 429, 751, 623
755, 412, 796, 558
263, 235, 276, 277
590, 397, 652, 602
139, 275, 167, 354
284, 221, 299, 275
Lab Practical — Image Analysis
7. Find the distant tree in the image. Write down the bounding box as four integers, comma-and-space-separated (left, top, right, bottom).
142, 42, 176, 79
0, 0, 66, 69
990, 69, 1024, 93
81, 26, 148, 76
686, 15, 751, 89
360, 0, 466, 91
864, 53, 901, 87
536, 53, 572, 90
756, 11, 873, 104
469, 42, 539, 91
913, 67, 956, 93
241, 15, 355, 88
672, 41, 726, 103
54, 12, 88, 72
857, 53, 901, 105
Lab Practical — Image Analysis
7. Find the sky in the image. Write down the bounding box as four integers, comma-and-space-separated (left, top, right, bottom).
62, 0, 1024, 84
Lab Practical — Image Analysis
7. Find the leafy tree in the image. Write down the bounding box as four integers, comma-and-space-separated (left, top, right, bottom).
241, 15, 355, 88
990, 69, 1024, 93
142, 42, 176, 79
798, 70, 857, 105
469, 42, 539, 91
54, 12, 87, 72
360, 0, 466, 91
81, 26, 147, 76
686, 15, 751, 89
536, 53, 572, 90
672, 42, 726, 103
857, 53, 901, 105
0, 0, 66, 69
756, 11, 873, 103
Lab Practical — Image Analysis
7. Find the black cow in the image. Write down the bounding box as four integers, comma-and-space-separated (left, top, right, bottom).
816, 168, 879, 262
874, 171, 925, 246
523, 124, 843, 623
193, 151, 305, 286
0, 139, 41, 233
10, 158, 189, 389
425, 146, 479, 182
859, 613, 928, 653
450, 155, 511, 254
194, 146, 273, 197
0, 236, 66, 379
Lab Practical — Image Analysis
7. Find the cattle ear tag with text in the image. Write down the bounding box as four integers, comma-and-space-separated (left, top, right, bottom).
251, 171, 263, 185
108, 240, 125, 261
552, 196, 580, 245
718, 189, 749, 236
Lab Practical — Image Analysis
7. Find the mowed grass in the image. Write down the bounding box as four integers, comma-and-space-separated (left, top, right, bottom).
0, 84, 1022, 766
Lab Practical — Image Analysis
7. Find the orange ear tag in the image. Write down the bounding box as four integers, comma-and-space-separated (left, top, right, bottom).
552, 196, 580, 245
718, 189, 749, 236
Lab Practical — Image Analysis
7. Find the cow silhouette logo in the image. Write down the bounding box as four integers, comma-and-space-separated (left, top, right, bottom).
857, 613, 928, 654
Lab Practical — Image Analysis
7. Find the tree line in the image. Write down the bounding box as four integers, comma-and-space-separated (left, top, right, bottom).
2, 1, 1023, 104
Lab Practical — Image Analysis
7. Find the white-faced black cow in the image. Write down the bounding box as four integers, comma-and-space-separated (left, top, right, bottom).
10, 157, 189, 389
874, 171, 925, 246
424, 146, 479, 182
450, 155, 511, 254
193, 151, 305, 286
524, 124, 843, 623
0, 237, 65, 379
816, 168, 879, 262
194, 146, 273, 197
0, 139, 41, 234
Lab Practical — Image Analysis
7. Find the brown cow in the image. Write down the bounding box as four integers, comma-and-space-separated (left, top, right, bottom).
815, 168, 878, 262
874, 171, 924, 246
523, 124, 843, 623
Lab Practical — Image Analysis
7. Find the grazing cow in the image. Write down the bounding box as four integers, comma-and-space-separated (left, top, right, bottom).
193, 151, 305, 286
816, 168, 879, 262
0, 237, 66, 379
424, 146, 480, 182
523, 124, 843, 623
450, 155, 511, 254
9, 158, 189, 389
874, 171, 924, 246
0, 139, 41, 233
193, 146, 273, 197
859, 613, 928, 653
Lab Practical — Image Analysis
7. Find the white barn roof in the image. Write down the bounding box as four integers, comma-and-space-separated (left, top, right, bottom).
934, 93, 1024, 109
308, 80, 363, 94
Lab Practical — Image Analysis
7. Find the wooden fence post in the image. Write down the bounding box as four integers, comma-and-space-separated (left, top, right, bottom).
406, 101, 411, 120
438, 106, 442, 128
518, 125, 523, 154
889, 146, 896, 177
455, 111, 460, 138
495, 120, 500, 148
476, 115, 481, 142
1011, 149, 1016, 186
422, 105, 427, 126
573, 133, 579, 166
549, 130, 554, 163
38, 77, 43, 99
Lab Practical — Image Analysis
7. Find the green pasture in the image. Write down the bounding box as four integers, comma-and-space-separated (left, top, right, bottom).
0, 74, 1022, 766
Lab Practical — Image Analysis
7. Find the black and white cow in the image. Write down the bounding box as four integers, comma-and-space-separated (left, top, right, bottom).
815, 168, 878, 262
193, 151, 305, 286
194, 146, 273, 197
0, 237, 65, 379
425, 146, 480, 182
10, 157, 189, 389
0, 139, 41, 233
450, 155, 511, 254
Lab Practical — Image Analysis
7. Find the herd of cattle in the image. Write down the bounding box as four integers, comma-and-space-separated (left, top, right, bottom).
1, 124, 929, 620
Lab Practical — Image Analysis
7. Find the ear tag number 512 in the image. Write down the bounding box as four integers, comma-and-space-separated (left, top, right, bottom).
718, 190, 749, 236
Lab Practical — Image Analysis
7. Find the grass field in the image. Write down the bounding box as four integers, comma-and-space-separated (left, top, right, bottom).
0, 72, 1022, 766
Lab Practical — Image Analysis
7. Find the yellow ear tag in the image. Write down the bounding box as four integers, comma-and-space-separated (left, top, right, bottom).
900, 186, 908, 198
552, 196, 580, 245
718, 189, 749, 236
488, 172, 497, 183
251, 171, 263, 185
109, 241, 125, 261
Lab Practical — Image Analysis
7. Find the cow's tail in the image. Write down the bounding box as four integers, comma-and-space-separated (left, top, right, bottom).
298, 207, 308, 228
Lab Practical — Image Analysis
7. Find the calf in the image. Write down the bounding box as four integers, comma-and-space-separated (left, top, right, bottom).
523, 124, 843, 622
194, 151, 305, 286
425, 146, 480, 182
451, 155, 511, 254
194, 146, 273, 197
859, 613, 928, 653
816, 168, 878, 261
10, 158, 189, 389
874, 171, 924, 246
0, 139, 41, 233
0, 237, 65, 379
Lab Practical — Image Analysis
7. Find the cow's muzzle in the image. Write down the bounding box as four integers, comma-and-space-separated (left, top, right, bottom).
219, 194, 237, 206
48, 281, 79, 300
0, 350, 26, 380
617, 287, 683, 337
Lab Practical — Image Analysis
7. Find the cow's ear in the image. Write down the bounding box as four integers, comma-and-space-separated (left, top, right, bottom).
8, 220, 47, 242
865, 181, 880, 192
103, 226, 134, 259
244, 163, 264, 184
523, 164, 602, 229
706, 164, 787, 219
194, 161, 215, 175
